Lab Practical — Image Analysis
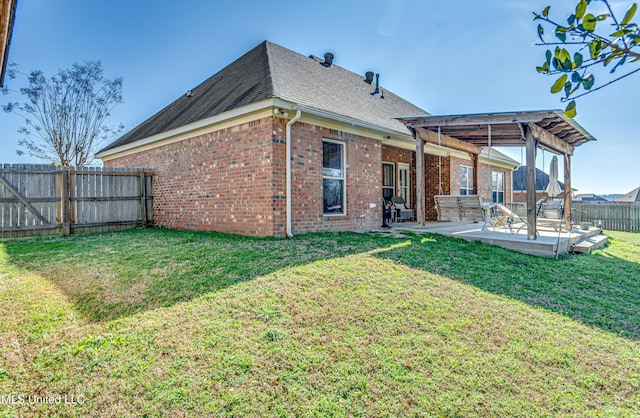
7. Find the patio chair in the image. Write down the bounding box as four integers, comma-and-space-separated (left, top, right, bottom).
391, 196, 415, 221
382, 197, 393, 227
482, 203, 528, 233
536, 198, 565, 231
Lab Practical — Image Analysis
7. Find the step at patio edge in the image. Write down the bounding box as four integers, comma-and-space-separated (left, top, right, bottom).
568, 227, 602, 246
571, 234, 609, 254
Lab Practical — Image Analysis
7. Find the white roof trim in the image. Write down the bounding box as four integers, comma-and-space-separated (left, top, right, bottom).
96, 98, 288, 159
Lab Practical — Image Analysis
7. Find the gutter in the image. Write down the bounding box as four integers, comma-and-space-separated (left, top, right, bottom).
295, 104, 408, 138
96, 98, 283, 160
285, 109, 302, 238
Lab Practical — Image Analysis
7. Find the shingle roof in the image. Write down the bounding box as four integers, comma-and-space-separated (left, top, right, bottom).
573, 193, 607, 202
101, 41, 274, 152
100, 41, 428, 153
616, 186, 640, 202
479, 147, 519, 167
512, 166, 564, 192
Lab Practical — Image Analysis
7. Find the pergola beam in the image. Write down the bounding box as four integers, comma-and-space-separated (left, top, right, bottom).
529, 123, 575, 156
417, 127, 481, 155
400, 112, 551, 128
398, 110, 594, 239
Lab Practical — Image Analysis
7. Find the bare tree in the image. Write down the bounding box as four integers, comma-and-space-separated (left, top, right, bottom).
534, 0, 639, 117
2, 60, 123, 166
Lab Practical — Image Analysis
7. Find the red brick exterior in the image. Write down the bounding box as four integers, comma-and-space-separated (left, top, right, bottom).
105, 117, 283, 236
381, 145, 417, 206
380, 147, 513, 221
448, 156, 512, 204
425, 154, 451, 220
105, 116, 515, 236
512, 191, 549, 203
285, 120, 383, 234
105, 116, 384, 237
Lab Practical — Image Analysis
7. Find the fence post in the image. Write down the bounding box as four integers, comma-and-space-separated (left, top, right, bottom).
139, 171, 148, 227
61, 168, 71, 236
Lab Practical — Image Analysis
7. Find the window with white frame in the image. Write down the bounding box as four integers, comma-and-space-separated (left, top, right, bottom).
382, 162, 395, 201
492, 171, 504, 203
398, 163, 410, 206
460, 165, 474, 195
323, 140, 345, 215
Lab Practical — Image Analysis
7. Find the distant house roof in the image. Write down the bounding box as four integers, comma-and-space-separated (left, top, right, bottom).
100, 41, 428, 154
616, 186, 640, 202
573, 193, 607, 202
0, 0, 18, 87
512, 166, 564, 192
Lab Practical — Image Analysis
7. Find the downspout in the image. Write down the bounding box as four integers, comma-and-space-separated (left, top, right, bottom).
286, 109, 302, 238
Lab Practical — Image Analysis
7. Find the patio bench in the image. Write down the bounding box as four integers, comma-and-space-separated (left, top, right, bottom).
434, 195, 485, 222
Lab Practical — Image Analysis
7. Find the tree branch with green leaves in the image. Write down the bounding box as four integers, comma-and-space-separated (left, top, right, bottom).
534, 0, 639, 117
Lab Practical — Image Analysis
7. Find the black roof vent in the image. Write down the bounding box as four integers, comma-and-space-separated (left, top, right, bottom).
369, 74, 384, 99
364, 71, 374, 84
321, 52, 334, 67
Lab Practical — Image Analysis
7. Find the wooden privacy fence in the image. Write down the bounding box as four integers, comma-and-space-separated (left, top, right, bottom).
0, 164, 153, 238
509, 201, 640, 232
572, 202, 640, 232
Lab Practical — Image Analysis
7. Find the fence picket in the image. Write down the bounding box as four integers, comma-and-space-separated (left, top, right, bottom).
0, 164, 153, 238
569, 202, 639, 232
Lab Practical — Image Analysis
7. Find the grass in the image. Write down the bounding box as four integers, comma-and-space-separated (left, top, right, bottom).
0, 227, 638, 417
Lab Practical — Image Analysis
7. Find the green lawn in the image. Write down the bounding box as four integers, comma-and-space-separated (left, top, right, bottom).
0, 228, 638, 417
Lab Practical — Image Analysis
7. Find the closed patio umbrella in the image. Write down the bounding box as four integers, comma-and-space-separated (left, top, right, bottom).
546, 155, 562, 198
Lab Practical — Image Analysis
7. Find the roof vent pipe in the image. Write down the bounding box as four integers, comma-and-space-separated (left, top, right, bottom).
321, 52, 334, 67
364, 71, 374, 84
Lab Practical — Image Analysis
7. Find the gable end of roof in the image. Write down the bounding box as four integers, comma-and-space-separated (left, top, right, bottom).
100, 40, 429, 155
100, 41, 274, 153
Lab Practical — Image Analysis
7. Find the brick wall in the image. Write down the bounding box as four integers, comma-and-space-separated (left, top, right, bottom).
381, 145, 416, 206
286, 120, 383, 234
380, 147, 514, 221
476, 161, 512, 204
449, 156, 468, 196
105, 116, 384, 237
380, 147, 456, 221
449, 156, 512, 204
104, 116, 282, 236
512, 191, 549, 203
104, 115, 515, 235
426, 154, 451, 220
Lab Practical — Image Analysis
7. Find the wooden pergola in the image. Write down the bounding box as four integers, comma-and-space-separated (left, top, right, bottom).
397, 110, 596, 240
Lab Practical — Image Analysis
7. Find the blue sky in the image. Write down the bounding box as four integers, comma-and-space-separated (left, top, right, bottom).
1, 0, 637, 194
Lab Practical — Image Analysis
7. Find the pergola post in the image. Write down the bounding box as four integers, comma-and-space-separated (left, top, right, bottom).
414, 129, 425, 227
564, 153, 572, 230
524, 124, 538, 240
471, 153, 479, 195
399, 112, 591, 238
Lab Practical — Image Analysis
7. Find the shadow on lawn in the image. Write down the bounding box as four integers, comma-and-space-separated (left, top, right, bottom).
373, 233, 640, 340
1, 228, 397, 323
3, 228, 638, 339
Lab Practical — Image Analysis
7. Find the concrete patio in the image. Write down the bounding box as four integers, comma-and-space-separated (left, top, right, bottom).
381, 221, 607, 258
